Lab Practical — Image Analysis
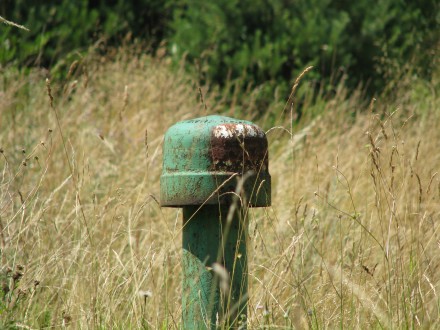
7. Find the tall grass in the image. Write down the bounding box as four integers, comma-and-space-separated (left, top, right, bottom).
0, 48, 439, 328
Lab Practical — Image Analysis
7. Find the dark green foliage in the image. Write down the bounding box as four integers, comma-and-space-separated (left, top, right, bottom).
1, 0, 98, 67
1, 0, 438, 97
171, 0, 349, 86
328, 0, 439, 90
170, 0, 438, 95
0, 0, 173, 68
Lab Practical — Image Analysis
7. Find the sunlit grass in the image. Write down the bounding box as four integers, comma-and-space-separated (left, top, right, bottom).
0, 48, 439, 328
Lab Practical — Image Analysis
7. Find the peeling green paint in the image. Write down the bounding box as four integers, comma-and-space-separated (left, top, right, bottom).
160, 116, 271, 329
161, 115, 271, 207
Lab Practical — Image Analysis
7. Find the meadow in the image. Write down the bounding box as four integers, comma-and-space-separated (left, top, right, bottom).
0, 48, 439, 328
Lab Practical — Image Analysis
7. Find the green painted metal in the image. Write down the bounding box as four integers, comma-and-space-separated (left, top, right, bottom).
182, 205, 247, 329
160, 115, 271, 329
161, 115, 271, 207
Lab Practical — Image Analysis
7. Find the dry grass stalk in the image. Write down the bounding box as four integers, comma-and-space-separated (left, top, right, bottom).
0, 15, 29, 31
0, 48, 438, 328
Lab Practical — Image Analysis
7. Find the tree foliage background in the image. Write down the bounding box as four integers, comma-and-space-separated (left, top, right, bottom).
1, 0, 438, 95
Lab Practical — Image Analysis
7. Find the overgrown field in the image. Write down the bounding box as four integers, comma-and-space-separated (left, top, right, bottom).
0, 51, 439, 328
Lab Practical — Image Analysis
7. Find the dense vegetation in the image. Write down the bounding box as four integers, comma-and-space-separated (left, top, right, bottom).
1, 0, 438, 98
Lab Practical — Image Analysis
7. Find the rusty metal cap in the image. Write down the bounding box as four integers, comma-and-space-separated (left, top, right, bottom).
160, 115, 271, 207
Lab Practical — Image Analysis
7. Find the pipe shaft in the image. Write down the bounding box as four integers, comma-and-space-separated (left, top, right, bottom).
182, 205, 248, 329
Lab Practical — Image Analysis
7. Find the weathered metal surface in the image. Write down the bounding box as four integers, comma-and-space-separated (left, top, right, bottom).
160, 115, 271, 329
182, 205, 247, 329
210, 123, 268, 172
160, 115, 271, 207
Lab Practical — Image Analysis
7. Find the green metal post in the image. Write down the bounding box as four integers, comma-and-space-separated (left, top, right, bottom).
182, 205, 248, 328
160, 116, 271, 329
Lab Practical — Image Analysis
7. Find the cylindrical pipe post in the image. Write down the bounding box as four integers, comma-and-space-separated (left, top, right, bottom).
160, 115, 271, 329
182, 205, 248, 328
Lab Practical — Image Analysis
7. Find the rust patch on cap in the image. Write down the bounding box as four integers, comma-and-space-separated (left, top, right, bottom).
210, 123, 268, 173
